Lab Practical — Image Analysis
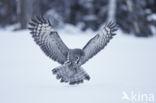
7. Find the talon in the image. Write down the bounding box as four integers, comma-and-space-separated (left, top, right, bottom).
84, 75, 90, 80
52, 69, 57, 74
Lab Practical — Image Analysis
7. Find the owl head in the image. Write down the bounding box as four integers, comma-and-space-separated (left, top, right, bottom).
68, 49, 84, 64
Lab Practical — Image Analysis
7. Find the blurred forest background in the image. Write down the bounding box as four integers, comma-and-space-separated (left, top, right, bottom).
0, 0, 156, 37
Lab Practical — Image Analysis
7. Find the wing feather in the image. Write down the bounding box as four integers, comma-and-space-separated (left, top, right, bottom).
28, 16, 69, 64
78, 22, 118, 65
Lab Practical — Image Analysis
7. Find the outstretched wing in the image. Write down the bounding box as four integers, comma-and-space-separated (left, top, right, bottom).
78, 22, 118, 65
28, 16, 69, 64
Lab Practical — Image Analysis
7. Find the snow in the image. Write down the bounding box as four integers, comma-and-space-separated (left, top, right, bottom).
0, 27, 156, 103
147, 13, 156, 21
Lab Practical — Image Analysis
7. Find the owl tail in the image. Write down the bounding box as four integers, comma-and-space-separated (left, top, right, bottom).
68, 67, 90, 85
52, 65, 90, 85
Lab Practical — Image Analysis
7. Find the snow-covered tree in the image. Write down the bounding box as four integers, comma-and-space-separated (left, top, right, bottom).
0, 0, 156, 37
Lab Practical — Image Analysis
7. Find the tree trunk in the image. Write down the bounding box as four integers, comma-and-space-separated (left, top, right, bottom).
17, 0, 40, 29
108, 0, 116, 21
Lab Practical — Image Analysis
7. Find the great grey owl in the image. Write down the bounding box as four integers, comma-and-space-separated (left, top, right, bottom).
28, 16, 118, 85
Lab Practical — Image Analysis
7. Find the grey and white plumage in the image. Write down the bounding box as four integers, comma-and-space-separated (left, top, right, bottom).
28, 16, 118, 85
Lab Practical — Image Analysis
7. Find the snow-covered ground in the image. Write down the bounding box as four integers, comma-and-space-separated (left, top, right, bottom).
0, 26, 156, 103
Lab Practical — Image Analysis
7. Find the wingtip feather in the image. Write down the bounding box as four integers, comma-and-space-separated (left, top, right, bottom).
28, 27, 34, 31
29, 22, 36, 26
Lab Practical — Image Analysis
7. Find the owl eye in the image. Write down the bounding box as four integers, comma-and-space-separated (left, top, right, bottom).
75, 56, 79, 60
75, 56, 80, 64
